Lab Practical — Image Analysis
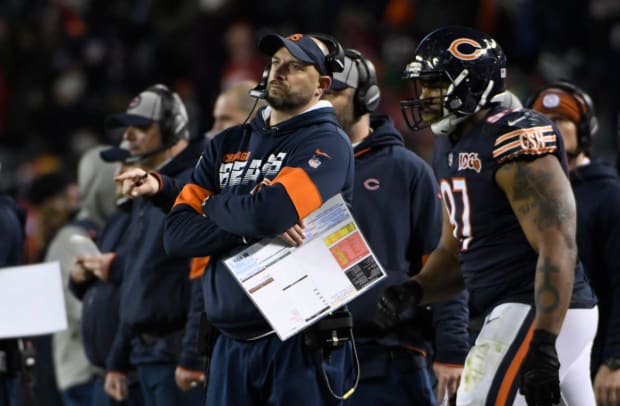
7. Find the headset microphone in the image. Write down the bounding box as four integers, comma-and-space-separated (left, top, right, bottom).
100, 142, 173, 165
250, 63, 271, 100
123, 144, 172, 164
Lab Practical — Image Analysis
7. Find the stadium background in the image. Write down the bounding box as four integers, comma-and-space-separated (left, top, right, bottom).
0, 0, 618, 196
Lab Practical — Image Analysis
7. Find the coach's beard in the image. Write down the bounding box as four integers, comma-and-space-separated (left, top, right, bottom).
266, 85, 313, 113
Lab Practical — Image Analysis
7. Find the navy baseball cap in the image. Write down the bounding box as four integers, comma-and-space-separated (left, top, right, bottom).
258, 33, 329, 75
331, 55, 359, 91
100, 140, 131, 163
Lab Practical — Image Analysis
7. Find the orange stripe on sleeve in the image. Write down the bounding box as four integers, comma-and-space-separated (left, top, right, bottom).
272, 166, 322, 219
189, 256, 210, 279
492, 140, 521, 158
495, 322, 535, 405
172, 184, 213, 214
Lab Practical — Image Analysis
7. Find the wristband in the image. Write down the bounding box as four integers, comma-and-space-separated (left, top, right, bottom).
531, 329, 557, 346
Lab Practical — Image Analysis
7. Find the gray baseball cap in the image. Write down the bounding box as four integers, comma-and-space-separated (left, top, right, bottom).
105, 84, 189, 134
331, 55, 359, 90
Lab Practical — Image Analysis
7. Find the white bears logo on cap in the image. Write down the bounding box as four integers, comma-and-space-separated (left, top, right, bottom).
542, 93, 561, 109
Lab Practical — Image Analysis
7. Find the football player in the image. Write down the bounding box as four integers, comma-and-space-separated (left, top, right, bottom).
376, 26, 598, 406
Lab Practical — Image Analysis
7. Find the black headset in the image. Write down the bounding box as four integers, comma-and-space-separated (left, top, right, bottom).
309, 33, 345, 74
147, 84, 180, 145
249, 63, 272, 100
250, 34, 345, 99
526, 80, 599, 151
345, 49, 381, 117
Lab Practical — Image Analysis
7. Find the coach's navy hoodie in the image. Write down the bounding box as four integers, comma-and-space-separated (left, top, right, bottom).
348, 115, 469, 365
0, 195, 25, 266
0, 195, 26, 373
165, 103, 354, 340
570, 160, 620, 373
106, 137, 204, 370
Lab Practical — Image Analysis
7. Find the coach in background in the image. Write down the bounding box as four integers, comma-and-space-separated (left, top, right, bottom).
530, 81, 620, 406
205, 80, 266, 140
322, 49, 468, 405
102, 84, 204, 406
112, 79, 265, 393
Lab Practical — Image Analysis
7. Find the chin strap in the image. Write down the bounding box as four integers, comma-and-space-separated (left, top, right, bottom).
431, 80, 500, 136
430, 113, 468, 136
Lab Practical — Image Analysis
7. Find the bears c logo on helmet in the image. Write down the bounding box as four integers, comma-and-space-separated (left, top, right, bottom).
448, 38, 483, 61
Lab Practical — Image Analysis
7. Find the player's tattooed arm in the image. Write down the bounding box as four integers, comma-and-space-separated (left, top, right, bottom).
496, 155, 576, 333
507, 161, 572, 234
535, 256, 561, 314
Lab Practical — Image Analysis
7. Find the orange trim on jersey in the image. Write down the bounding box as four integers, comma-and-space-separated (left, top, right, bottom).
493, 138, 557, 159
354, 147, 372, 158
189, 256, 210, 279
272, 166, 322, 219
496, 147, 557, 164
495, 322, 535, 406
494, 125, 553, 146
492, 140, 521, 157
493, 134, 557, 158
172, 184, 214, 214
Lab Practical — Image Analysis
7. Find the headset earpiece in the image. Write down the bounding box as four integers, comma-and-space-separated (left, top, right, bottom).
309, 33, 345, 74
148, 85, 177, 145
250, 63, 271, 99
526, 80, 598, 152
345, 49, 381, 117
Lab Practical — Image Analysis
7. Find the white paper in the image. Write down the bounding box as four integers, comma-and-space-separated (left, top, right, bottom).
224, 194, 386, 341
0, 262, 68, 338
69, 234, 101, 257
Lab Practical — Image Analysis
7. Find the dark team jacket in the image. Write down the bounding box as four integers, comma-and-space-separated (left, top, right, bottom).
68, 209, 131, 368
105, 138, 204, 370
570, 160, 620, 370
349, 115, 469, 365
432, 107, 596, 316
0, 195, 25, 267
0, 195, 26, 373
165, 104, 354, 340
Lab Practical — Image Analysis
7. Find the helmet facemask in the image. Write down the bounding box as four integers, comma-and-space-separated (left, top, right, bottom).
400, 26, 507, 136
400, 72, 450, 133
401, 69, 481, 136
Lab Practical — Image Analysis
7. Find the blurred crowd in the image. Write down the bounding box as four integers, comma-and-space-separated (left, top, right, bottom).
0, 0, 619, 256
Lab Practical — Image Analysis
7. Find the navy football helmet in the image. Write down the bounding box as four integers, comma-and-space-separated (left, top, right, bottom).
401, 26, 507, 135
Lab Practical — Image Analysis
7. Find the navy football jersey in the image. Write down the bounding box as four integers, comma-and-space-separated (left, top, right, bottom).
432, 107, 596, 315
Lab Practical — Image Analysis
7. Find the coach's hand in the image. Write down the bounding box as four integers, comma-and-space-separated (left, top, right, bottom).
519, 329, 561, 406
374, 280, 423, 330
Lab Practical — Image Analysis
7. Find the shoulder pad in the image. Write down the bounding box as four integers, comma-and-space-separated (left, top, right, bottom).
488, 109, 559, 164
